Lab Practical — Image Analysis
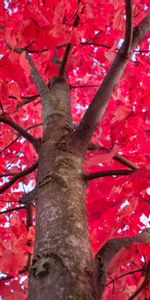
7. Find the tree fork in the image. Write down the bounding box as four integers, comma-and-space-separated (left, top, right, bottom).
28, 78, 100, 299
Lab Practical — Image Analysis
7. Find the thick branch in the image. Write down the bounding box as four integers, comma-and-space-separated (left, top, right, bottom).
74, 9, 150, 151
95, 229, 150, 297
19, 187, 37, 205
0, 161, 38, 194
84, 169, 133, 181
25, 51, 50, 99
25, 51, 56, 114
0, 115, 39, 151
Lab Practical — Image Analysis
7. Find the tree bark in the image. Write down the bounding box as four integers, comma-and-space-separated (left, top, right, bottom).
28, 79, 100, 300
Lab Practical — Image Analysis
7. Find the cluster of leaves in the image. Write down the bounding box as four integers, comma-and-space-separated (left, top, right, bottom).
0, 0, 150, 299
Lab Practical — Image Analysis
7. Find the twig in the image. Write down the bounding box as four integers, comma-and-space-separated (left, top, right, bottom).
106, 267, 144, 286
70, 84, 99, 89
0, 206, 26, 214
84, 169, 133, 181
0, 123, 42, 155
0, 115, 39, 151
0, 161, 38, 194
0, 173, 17, 177
128, 261, 150, 300
0, 268, 28, 282
58, 13, 80, 77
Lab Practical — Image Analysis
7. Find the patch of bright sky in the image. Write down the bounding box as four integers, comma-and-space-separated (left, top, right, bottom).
4, 0, 18, 14
146, 187, 150, 195
140, 213, 150, 227
120, 199, 130, 210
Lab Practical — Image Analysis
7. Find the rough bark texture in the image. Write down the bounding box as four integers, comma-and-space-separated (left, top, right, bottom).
26, 9, 150, 299
28, 79, 100, 300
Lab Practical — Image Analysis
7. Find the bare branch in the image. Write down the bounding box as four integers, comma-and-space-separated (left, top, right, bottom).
25, 51, 60, 122
0, 206, 26, 214
59, 43, 72, 77
113, 153, 138, 170
0, 268, 28, 282
58, 13, 80, 77
95, 229, 150, 298
84, 169, 133, 181
123, 0, 133, 56
0, 173, 17, 177
19, 188, 37, 205
25, 51, 52, 102
88, 144, 138, 170
0, 123, 42, 155
16, 94, 40, 107
0, 115, 39, 151
70, 84, 99, 89
0, 161, 38, 194
106, 267, 144, 286
74, 9, 150, 151
27, 48, 48, 54
128, 261, 150, 300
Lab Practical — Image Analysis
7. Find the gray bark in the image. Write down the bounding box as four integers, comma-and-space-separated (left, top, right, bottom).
28, 78, 100, 300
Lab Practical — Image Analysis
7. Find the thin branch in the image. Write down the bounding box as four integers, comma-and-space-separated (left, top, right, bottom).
27, 48, 48, 54
88, 144, 138, 170
59, 43, 72, 77
0, 115, 39, 151
113, 153, 138, 170
25, 51, 57, 119
16, 94, 40, 107
0, 268, 28, 282
84, 169, 133, 181
0, 206, 26, 214
25, 203, 34, 269
106, 267, 144, 286
70, 84, 99, 89
0, 161, 38, 194
58, 13, 80, 77
128, 261, 150, 300
0, 123, 42, 155
74, 8, 150, 151
0, 136, 20, 154
81, 41, 150, 54
0, 173, 17, 177
0, 101, 5, 114
25, 51, 52, 101
123, 0, 133, 56
81, 42, 110, 49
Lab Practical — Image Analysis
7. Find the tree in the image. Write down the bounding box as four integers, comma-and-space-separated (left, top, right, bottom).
0, 0, 150, 299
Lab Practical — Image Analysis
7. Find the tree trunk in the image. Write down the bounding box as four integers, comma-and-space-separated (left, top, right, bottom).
28, 79, 100, 300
